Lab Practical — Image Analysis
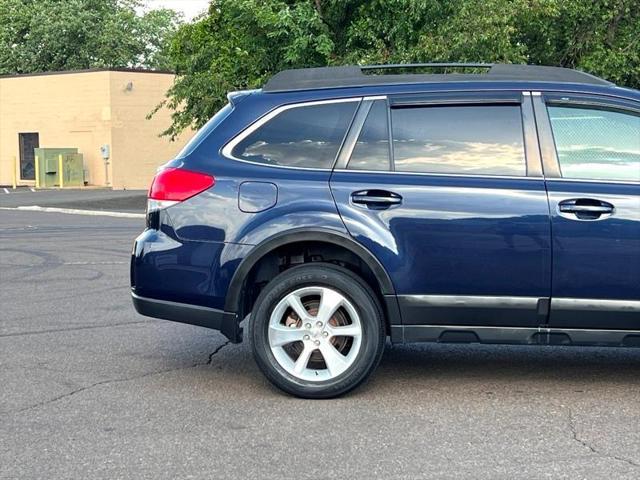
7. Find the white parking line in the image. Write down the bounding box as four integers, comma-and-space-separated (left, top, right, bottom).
0, 205, 145, 219
3, 188, 9, 194
30, 188, 36, 192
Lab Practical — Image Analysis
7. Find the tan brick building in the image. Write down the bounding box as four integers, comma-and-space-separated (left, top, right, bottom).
0, 69, 192, 189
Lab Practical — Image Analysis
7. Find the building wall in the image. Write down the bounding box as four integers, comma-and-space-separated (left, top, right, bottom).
0, 71, 112, 187
0, 70, 193, 189
108, 71, 191, 190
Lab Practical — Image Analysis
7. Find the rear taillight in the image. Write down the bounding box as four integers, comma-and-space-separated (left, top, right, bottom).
149, 167, 215, 202
146, 168, 215, 227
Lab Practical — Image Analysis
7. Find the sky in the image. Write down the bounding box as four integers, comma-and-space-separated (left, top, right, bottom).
139, 0, 210, 21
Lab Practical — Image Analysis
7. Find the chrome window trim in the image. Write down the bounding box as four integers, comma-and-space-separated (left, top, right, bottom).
333, 168, 545, 181
221, 97, 362, 171
362, 95, 388, 101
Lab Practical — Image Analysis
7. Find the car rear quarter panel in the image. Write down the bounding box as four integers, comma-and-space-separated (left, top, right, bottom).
133, 159, 348, 310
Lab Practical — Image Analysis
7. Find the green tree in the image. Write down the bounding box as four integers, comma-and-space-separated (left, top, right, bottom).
156, 0, 334, 137
0, 0, 181, 74
514, 0, 640, 88
158, 0, 639, 138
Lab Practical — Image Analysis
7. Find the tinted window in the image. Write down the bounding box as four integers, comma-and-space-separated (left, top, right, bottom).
548, 105, 640, 182
348, 100, 390, 171
391, 105, 526, 176
231, 101, 358, 168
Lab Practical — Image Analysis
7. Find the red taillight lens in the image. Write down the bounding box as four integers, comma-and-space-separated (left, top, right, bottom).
148, 167, 215, 201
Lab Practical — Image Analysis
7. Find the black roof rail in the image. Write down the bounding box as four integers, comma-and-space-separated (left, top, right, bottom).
360, 63, 494, 71
262, 63, 614, 93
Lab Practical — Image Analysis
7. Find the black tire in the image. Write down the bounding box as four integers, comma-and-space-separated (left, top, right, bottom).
250, 263, 385, 399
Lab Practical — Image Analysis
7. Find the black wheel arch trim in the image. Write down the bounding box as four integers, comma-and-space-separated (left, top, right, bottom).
224, 227, 396, 314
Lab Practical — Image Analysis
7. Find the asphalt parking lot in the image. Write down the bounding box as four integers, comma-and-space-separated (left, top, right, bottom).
2, 193, 640, 479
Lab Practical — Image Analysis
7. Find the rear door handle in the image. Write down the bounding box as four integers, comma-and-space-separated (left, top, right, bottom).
559, 204, 613, 213
558, 198, 614, 220
351, 190, 402, 210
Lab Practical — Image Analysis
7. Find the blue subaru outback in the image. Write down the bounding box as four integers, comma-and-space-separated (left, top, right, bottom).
131, 63, 640, 398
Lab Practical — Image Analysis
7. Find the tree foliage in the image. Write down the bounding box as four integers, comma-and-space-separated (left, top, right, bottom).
2, 0, 636, 137
0, 0, 181, 73
158, 0, 640, 139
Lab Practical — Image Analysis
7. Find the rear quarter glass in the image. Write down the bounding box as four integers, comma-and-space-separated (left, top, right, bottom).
174, 103, 234, 160
228, 100, 359, 169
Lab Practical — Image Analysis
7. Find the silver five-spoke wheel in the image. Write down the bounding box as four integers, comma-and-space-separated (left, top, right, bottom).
268, 286, 362, 382
252, 263, 384, 398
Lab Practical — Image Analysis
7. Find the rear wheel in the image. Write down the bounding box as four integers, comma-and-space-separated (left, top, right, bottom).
250, 263, 385, 398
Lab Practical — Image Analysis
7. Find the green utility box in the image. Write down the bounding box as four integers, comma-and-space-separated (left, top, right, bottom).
34, 148, 84, 187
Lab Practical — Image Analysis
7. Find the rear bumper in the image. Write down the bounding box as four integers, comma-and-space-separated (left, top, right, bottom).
131, 291, 243, 343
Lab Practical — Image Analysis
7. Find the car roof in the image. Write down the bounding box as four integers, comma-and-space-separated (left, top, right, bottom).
263, 63, 614, 93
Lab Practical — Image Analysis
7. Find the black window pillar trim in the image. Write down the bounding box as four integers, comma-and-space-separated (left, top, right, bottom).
530, 92, 562, 178
333, 99, 373, 170
520, 92, 544, 177
387, 96, 395, 172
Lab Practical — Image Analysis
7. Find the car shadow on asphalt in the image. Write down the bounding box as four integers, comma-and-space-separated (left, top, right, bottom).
373, 342, 640, 385
205, 338, 640, 398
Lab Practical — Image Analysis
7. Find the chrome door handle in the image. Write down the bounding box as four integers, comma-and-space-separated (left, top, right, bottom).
558, 199, 614, 220
558, 204, 613, 214
352, 195, 402, 204
351, 190, 402, 209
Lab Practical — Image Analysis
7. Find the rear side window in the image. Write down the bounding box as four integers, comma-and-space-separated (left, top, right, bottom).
348, 100, 390, 171
230, 101, 358, 169
391, 105, 526, 176
548, 105, 640, 182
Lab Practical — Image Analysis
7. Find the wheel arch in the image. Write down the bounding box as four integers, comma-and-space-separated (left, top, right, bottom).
224, 228, 396, 316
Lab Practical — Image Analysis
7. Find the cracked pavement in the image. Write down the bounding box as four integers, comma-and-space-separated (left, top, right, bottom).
2, 209, 640, 479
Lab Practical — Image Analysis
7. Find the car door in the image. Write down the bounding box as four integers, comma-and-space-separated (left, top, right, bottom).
330, 91, 552, 339
532, 92, 640, 330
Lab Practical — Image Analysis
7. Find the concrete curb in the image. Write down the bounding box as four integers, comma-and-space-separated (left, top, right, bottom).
0, 205, 145, 219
